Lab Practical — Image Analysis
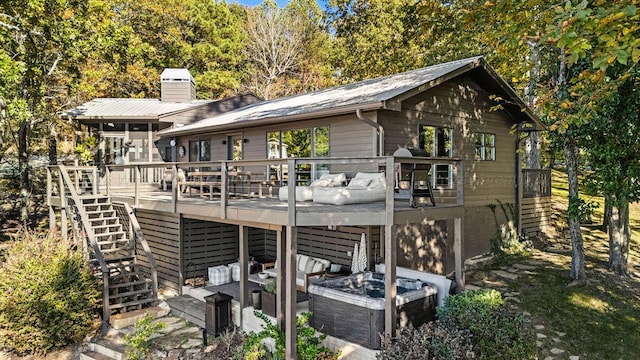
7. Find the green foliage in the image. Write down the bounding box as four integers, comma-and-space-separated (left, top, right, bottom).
239, 311, 339, 360
0, 230, 100, 355
124, 314, 166, 360
263, 281, 277, 294
74, 136, 97, 166
377, 321, 475, 360
437, 290, 536, 360
487, 201, 531, 257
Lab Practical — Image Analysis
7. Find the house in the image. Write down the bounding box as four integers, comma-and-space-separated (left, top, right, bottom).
51, 57, 550, 358
62, 68, 260, 166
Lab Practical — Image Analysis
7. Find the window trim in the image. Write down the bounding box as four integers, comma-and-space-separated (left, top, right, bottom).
188, 138, 211, 162
475, 133, 496, 161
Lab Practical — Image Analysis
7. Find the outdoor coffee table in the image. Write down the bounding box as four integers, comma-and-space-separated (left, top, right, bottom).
248, 273, 275, 287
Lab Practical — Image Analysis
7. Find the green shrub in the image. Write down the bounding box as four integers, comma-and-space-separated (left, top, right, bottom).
238, 311, 339, 360
0, 230, 101, 355
377, 321, 475, 360
437, 290, 536, 360
124, 314, 166, 360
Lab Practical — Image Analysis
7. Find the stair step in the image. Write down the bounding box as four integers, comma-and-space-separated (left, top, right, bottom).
79, 351, 115, 360
97, 239, 130, 248
94, 232, 127, 239
92, 224, 123, 230
101, 247, 131, 255
88, 216, 118, 223
109, 297, 157, 311
109, 288, 153, 300
103, 255, 135, 264
85, 342, 124, 360
86, 210, 116, 217
110, 279, 151, 289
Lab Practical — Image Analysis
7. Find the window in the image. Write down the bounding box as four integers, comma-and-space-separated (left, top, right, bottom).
420, 125, 452, 157
267, 126, 329, 183
475, 133, 496, 160
189, 139, 211, 162
419, 125, 453, 188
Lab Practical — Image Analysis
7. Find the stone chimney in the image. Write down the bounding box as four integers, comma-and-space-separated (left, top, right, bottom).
160, 68, 196, 102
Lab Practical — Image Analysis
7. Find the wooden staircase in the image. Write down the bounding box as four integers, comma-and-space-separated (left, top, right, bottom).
78, 196, 158, 321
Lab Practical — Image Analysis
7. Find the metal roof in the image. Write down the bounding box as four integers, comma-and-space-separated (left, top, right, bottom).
160, 56, 490, 137
61, 98, 213, 120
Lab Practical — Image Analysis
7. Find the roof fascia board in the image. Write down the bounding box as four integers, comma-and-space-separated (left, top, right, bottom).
72, 116, 159, 121
158, 101, 383, 138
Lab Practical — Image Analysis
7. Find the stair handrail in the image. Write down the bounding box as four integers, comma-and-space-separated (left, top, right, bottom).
113, 201, 159, 300
57, 165, 111, 333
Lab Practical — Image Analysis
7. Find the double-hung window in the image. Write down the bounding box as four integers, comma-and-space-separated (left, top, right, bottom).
475, 133, 496, 161
419, 125, 453, 188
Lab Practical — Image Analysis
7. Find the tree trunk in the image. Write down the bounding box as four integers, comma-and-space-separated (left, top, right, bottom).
525, 131, 541, 169
563, 136, 585, 280
18, 121, 31, 228
602, 194, 612, 228
608, 200, 629, 275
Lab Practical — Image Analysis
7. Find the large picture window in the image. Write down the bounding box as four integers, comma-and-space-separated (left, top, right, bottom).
189, 139, 211, 162
475, 133, 495, 161
267, 126, 329, 183
419, 125, 453, 188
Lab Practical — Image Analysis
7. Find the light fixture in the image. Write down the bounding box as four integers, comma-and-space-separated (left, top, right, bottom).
222, 140, 227, 145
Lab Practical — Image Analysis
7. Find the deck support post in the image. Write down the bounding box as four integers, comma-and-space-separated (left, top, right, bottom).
59, 172, 67, 240
239, 225, 249, 327
384, 157, 397, 338
284, 225, 297, 360
276, 228, 285, 327
454, 217, 464, 292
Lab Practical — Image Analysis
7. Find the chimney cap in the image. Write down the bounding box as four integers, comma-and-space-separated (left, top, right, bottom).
161, 68, 194, 84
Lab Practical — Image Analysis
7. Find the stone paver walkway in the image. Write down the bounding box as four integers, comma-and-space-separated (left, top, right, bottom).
465, 255, 580, 360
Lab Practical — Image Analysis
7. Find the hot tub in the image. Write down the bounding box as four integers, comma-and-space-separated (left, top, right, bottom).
308, 272, 437, 349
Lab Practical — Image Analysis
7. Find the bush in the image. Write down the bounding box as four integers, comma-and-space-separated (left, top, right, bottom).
378, 321, 475, 360
0, 230, 101, 355
124, 315, 166, 360
238, 311, 340, 360
437, 290, 536, 360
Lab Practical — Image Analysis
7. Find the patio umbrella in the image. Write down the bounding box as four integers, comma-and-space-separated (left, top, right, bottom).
351, 242, 360, 273
358, 233, 368, 272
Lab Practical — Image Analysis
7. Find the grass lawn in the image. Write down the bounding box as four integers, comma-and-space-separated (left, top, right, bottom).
467, 170, 639, 359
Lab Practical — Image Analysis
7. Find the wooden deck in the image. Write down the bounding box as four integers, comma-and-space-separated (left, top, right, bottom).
97, 189, 464, 228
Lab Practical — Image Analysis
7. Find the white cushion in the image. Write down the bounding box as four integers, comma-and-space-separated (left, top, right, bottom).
319, 173, 346, 186
228, 262, 241, 282
311, 261, 325, 273
278, 186, 314, 201
207, 265, 231, 286
305, 259, 317, 273
309, 179, 332, 187
348, 177, 372, 188
352, 172, 386, 189
298, 255, 310, 271
313, 257, 331, 270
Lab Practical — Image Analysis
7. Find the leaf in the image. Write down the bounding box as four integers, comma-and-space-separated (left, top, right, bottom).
623, 5, 636, 16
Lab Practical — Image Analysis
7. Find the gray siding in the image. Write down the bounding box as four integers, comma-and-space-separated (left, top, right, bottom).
298, 226, 381, 269
522, 196, 552, 237
395, 220, 451, 275
135, 209, 181, 292
182, 219, 239, 281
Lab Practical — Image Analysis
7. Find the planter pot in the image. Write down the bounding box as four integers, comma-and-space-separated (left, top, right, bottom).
252, 290, 262, 310
261, 290, 277, 317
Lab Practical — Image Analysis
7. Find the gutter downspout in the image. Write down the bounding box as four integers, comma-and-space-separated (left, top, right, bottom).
356, 109, 384, 156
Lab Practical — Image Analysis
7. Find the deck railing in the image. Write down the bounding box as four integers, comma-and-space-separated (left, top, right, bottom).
522, 169, 551, 198
48, 156, 465, 219
112, 201, 159, 301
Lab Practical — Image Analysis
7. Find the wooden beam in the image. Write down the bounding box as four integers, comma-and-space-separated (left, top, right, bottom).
384, 224, 397, 337
454, 217, 464, 292
276, 228, 285, 327
178, 215, 185, 295
285, 225, 297, 360
384, 156, 397, 337
239, 225, 249, 327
